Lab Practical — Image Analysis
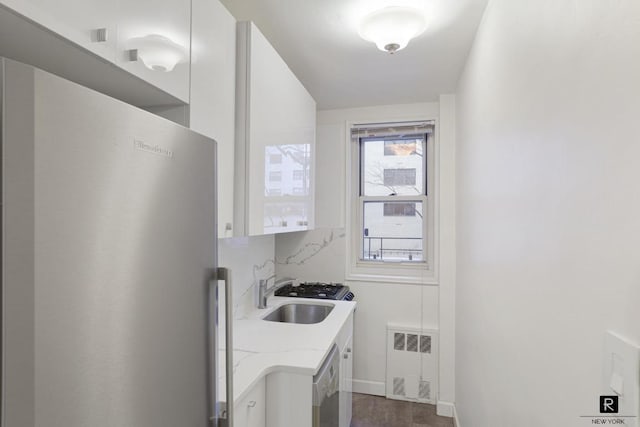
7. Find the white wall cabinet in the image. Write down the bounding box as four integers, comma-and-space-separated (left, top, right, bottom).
235, 377, 266, 427
1, 0, 117, 62
0, 0, 190, 102
116, 0, 191, 102
235, 21, 316, 237
190, 0, 236, 238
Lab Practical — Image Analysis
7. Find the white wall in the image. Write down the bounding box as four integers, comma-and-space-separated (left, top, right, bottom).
438, 95, 456, 415
277, 101, 457, 414
456, 1, 640, 426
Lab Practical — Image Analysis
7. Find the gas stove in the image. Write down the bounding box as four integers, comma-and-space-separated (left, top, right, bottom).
274, 282, 354, 301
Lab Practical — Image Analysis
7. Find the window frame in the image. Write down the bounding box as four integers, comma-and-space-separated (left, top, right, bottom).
346, 119, 438, 284
359, 133, 427, 263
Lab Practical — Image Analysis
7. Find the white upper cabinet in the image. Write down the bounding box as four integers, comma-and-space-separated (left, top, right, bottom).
1, 0, 118, 62
235, 22, 316, 236
190, 0, 236, 238
0, 0, 117, 61
0, 0, 191, 102
116, 0, 191, 102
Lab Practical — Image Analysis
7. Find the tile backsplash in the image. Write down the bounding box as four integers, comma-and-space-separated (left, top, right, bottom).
217, 227, 346, 323
275, 228, 346, 283
218, 234, 275, 319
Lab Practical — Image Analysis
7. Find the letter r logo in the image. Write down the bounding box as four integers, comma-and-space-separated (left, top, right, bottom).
600, 395, 619, 413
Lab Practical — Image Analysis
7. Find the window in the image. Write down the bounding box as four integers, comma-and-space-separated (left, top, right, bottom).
293, 170, 304, 180
383, 168, 417, 187
350, 120, 435, 274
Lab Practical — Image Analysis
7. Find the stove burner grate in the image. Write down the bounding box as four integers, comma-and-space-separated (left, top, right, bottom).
274, 281, 352, 300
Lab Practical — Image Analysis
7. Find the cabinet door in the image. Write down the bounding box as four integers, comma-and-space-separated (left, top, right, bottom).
0, 0, 116, 61
236, 22, 316, 236
339, 335, 353, 427
235, 378, 266, 427
189, 0, 236, 238
116, 0, 191, 102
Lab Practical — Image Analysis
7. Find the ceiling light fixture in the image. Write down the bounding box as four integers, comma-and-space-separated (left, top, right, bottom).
128, 35, 188, 72
358, 6, 427, 54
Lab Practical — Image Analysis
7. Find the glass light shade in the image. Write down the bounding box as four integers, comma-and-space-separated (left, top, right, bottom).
130, 35, 187, 72
358, 7, 427, 53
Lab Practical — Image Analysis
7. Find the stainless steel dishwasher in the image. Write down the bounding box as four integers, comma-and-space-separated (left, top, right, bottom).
312, 344, 340, 427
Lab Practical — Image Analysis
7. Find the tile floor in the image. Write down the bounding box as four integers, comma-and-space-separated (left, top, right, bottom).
351, 393, 454, 427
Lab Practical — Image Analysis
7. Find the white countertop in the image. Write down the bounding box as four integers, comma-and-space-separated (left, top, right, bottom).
218, 296, 356, 403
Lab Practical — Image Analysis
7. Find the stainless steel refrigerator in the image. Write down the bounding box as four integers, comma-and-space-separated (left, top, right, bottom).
1, 58, 232, 427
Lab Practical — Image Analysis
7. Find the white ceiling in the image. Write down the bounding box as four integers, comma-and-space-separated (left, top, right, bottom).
220, 0, 489, 110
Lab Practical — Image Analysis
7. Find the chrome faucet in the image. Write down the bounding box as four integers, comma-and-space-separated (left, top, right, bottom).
256, 276, 296, 309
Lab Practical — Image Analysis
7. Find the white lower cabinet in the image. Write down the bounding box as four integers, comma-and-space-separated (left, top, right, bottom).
248, 312, 355, 427
266, 372, 313, 427
336, 312, 354, 427
339, 334, 353, 427
235, 377, 266, 427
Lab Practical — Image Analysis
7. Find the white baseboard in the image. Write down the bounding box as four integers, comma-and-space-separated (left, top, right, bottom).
436, 401, 454, 417
453, 404, 460, 427
352, 379, 385, 396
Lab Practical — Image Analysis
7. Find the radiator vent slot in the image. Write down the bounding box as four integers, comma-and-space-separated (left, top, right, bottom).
419, 380, 431, 400
394, 333, 405, 350
420, 335, 431, 354
393, 377, 406, 396
406, 334, 418, 352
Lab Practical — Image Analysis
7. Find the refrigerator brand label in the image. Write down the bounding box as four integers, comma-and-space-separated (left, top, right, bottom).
134, 140, 174, 158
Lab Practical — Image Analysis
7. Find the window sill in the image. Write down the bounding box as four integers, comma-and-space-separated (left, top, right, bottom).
345, 272, 438, 286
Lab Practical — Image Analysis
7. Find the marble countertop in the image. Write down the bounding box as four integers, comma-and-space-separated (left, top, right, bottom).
218, 296, 357, 404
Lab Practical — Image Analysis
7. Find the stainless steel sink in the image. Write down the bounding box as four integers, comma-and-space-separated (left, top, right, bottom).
262, 303, 334, 324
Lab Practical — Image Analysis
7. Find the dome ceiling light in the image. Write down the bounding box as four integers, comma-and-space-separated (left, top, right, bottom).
358, 6, 427, 54
128, 35, 188, 72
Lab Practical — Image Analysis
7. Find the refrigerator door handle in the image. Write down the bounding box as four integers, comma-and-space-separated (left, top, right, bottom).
211, 267, 233, 427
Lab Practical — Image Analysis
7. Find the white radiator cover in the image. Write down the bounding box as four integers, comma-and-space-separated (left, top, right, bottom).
386, 324, 438, 404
